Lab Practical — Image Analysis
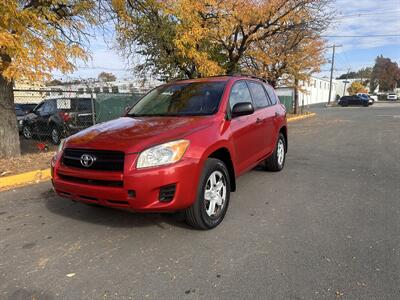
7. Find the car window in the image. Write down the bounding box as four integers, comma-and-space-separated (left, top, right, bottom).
42, 101, 56, 113
247, 81, 270, 108
229, 81, 252, 110
264, 84, 278, 105
129, 81, 226, 116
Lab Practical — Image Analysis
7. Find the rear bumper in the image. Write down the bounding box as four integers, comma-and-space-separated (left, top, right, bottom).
52, 155, 201, 212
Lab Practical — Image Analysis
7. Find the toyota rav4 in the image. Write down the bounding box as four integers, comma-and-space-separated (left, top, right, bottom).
51, 75, 288, 229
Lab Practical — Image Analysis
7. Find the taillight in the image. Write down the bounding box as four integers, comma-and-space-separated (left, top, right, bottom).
59, 112, 71, 122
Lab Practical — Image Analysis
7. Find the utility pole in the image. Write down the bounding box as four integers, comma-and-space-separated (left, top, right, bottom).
327, 44, 342, 104
342, 68, 351, 97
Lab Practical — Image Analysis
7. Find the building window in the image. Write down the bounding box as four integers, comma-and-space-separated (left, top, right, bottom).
103, 86, 110, 93
78, 88, 84, 94
94, 87, 100, 93
112, 86, 119, 93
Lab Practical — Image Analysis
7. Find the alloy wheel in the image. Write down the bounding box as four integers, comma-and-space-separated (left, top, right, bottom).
204, 170, 227, 217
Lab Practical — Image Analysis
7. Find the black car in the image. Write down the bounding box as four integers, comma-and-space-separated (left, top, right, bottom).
338, 95, 370, 107
21, 98, 94, 144
15, 103, 37, 132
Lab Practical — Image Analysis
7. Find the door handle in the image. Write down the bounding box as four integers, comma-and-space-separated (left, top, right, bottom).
275, 111, 279, 117
256, 117, 263, 124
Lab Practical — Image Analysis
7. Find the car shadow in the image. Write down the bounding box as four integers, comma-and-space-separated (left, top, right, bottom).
43, 189, 192, 230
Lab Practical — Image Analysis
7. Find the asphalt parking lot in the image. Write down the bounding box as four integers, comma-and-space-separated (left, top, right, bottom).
1, 103, 400, 299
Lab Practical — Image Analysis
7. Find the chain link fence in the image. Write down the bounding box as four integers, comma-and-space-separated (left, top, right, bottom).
14, 89, 145, 153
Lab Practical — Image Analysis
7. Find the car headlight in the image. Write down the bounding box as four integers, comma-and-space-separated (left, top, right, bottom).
57, 138, 66, 154
137, 139, 190, 169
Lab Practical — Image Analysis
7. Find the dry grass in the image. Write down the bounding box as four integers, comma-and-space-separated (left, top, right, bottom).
0, 151, 55, 177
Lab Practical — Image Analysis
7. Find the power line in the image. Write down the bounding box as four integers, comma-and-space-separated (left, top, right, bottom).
322, 34, 400, 38
337, 10, 400, 19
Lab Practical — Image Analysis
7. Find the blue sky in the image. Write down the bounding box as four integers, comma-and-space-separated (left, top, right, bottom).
319, 0, 400, 78
55, 0, 400, 81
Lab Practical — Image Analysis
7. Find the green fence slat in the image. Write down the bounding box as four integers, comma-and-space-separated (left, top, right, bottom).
95, 93, 144, 123
278, 95, 293, 113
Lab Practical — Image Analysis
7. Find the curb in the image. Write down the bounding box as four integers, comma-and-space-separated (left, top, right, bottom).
1, 112, 316, 192
0, 169, 51, 191
287, 112, 316, 122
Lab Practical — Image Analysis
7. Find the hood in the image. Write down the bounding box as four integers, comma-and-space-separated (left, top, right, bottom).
65, 116, 212, 153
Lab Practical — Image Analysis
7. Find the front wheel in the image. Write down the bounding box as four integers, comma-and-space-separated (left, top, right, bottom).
22, 125, 33, 139
50, 127, 61, 145
264, 133, 286, 172
185, 158, 230, 230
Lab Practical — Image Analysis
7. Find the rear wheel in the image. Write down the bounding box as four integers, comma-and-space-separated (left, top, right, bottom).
185, 158, 230, 230
264, 133, 286, 172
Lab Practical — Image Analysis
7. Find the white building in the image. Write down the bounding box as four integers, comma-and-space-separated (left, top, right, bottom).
275, 76, 342, 107
44, 79, 156, 99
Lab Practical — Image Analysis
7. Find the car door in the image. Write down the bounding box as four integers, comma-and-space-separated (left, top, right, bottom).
36, 100, 55, 135
228, 80, 264, 174
247, 80, 275, 156
350, 95, 359, 105
28, 102, 44, 135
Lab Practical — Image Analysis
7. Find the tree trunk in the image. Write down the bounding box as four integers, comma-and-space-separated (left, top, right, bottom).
293, 79, 299, 114
0, 73, 21, 158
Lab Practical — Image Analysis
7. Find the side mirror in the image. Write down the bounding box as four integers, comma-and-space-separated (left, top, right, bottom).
231, 102, 254, 118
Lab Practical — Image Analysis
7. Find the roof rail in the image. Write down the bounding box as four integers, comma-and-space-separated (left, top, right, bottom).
230, 73, 267, 83
181, 74, 268, 83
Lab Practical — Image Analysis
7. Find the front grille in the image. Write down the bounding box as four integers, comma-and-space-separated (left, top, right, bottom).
58, 174, 123, 187
62, 148, 124, 171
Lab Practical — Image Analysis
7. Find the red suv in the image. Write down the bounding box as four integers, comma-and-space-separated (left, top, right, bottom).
52, 75, 287, 229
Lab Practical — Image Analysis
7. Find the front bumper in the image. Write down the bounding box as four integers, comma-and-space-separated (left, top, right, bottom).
51, 154, 201, 212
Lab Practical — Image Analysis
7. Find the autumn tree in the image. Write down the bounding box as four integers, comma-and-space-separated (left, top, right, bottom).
347, 81, 368, 95
241, 30, 326, 88
0, 0, 99, 157
98, 72, 117, 82
337, 67, 372, 81
111, 0, 331, 81
370, 56, 400, 92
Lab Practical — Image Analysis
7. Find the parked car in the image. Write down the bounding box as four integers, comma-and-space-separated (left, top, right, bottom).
356, 93, 374, 105
51, 75, 288, 229
338, 95, 370, 107
15, 104, 37, 132
387, 93, 398, 101
22, 98, 94, 144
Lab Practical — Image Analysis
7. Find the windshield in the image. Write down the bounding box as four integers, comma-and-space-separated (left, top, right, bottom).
128, 81, 226, 116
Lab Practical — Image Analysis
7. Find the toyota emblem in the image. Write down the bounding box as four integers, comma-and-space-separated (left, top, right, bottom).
80, 154, 96, 167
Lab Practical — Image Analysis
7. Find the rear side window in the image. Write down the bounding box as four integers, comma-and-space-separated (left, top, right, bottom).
264, 84, 278, 105
229, 81, 252, 110
247, 81, 270, 108
76, 99, 92, 111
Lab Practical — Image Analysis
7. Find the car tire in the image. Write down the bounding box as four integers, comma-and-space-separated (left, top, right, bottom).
264, 133, 286, 172
22, 125, 33, 140
50, 127, 61, 145
185, 158, 231, 230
